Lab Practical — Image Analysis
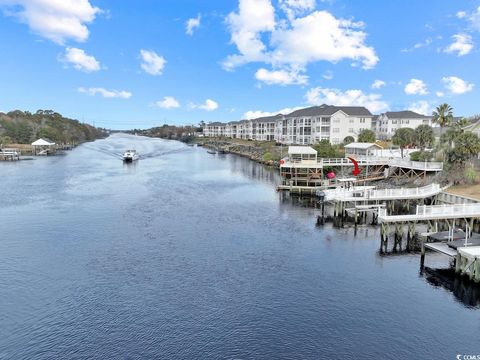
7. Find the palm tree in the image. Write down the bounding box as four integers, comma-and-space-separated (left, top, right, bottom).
432, 103, 453, 137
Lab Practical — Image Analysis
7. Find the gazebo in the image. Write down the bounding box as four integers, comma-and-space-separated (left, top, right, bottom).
31, 138, 56, 155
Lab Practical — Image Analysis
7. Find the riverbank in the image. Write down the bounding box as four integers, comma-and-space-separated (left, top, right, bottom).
195, 137, 284, 167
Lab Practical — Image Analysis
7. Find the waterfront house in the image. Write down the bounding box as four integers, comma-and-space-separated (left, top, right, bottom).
287, 146, 318, 163
344, 142, 383, 159
376, 111, 433, 140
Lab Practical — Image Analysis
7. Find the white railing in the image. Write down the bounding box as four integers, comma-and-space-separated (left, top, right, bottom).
326, 183, 442, 201
416, 203, 480, 217
0, 148, 20, 156
280, 157, 444, 171
391, 159, 443, 170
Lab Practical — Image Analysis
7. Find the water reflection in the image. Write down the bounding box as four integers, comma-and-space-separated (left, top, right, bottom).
423, 267, 480, 308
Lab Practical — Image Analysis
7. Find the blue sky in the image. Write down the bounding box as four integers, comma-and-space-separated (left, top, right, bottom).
0, 0, 479, 129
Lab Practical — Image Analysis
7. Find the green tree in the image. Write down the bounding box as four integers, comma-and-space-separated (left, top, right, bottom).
432, 103, 453, 137
414, 124, 434, 150
343, 136, 355, 145
392, 127, 415, 158
447, 132, 480, 164
357, 129, 376, 143
312, 139, 336, 158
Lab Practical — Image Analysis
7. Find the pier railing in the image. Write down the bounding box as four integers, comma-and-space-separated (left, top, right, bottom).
281, 157, 443, 171
379, 202, 480, 222
326, 183, 442, 202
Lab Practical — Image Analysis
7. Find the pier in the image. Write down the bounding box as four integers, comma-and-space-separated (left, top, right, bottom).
0, 148, 20, 161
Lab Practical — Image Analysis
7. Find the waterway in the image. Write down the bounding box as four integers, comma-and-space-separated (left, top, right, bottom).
0, 134, 478, 359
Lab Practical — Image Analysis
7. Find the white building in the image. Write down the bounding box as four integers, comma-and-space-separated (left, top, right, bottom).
203, 104, 373, 145
275, 105, 373, 145
376, 111, 433, 140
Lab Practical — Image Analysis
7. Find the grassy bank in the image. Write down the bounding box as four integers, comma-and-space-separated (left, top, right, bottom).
195, 137, 286, 166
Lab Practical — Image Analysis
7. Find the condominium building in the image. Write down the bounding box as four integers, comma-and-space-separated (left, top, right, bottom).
203, 104, 373, 145
375, 111, 433, 140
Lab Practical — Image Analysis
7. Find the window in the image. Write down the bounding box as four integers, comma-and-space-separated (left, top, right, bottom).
333, 128, 340, 133
349, 119, 354, 123
360, 118, 366, 123
348, 128, 354, 133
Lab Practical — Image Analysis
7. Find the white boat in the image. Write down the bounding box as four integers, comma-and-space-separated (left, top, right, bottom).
123, 149, 139, 162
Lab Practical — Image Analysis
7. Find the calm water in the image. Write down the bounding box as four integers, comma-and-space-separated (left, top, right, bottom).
0, 134, 479, 359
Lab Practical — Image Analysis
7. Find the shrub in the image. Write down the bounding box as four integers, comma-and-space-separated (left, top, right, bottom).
464, 166, 478, 184
263, 152, 272, 162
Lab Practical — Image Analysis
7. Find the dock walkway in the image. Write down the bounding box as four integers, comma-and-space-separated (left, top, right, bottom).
325, 183, 444, 202
379, 203, 480, 223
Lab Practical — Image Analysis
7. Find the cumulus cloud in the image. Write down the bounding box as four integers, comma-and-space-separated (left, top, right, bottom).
186, 14, 201, 35
305, 87, 389, 113
443, 33, 473, 56
224, 0, 378, 85
255, 67, 308, 85
243, 106, 301, 119
154, 96, 180, 109
442, 76, 474, 94
0, 0, 101, 44
190, 99, 218, 111
404, 78, 428, 95
78, 87, 132, 99
60, 47, 101, 72
436, 91, 444, 97
140, 49, 166, 76
457, 11, 467, 19
322, 70, 333, 80
371, 79, 385, 89
408, 100, 432, 116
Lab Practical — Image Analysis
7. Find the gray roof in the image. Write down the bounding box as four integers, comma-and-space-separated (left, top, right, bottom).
287, 104, 372, 117
384, 111, 430, 119
207, 122, 225, 126
254, 114, 283, 123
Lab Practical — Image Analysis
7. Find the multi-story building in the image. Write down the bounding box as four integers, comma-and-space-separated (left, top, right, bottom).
276, 105, 373, 145
375, 111, 433, 140
203, 104, 373, 145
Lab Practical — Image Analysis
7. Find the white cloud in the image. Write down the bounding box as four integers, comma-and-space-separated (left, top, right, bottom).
404, 78, 428, 95
436, 91, 444, 97
186, 14, 201, 35
305, 87, 389, 113
456, 11, 467, 19
408, 100, 432, 116
140, 49, 166, 76
255, 67, 308, 85
442, 76, 474, 94
154, 96, 180, 109
279, 0, 316, 20
443, 33, 473, 56
371, 79, 385, 89
223, 1, 378, 85
224, 0, 275, 69
270, 11, 378, 69
60, 47, 101, 72
322, 70, 333, 80
401, 37, 435, 53
78, 87, 132, 99
0, 0, 101, 44
243, 106, 301, 119
190, 99, 219, 111
468, 6, 480, 31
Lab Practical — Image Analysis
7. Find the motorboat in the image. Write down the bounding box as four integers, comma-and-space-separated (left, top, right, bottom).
123, 149, 139, 162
